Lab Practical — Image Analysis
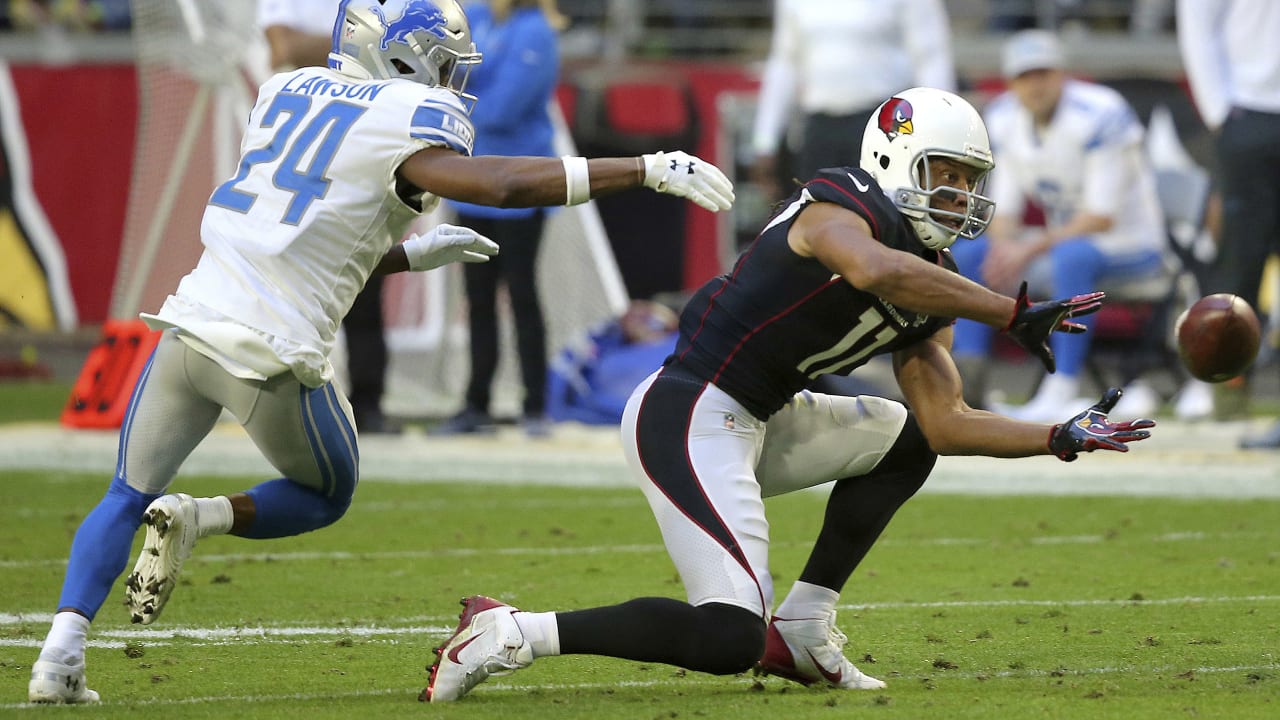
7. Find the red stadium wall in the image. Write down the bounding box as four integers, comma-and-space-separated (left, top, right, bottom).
9, 60, 756, 326
8, 64, 137, 325
7, 60, 1202, 327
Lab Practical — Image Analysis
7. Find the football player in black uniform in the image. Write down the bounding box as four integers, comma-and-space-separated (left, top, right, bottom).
423, 87, 1156, 702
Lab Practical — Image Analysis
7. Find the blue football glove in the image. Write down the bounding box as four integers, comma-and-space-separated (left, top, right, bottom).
1004, 281, 1105, 374
1048, 387, 1156, 462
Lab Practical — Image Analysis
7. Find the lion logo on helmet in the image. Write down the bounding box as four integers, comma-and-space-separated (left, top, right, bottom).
373, 0, 448, 51
876, 97, 915, 141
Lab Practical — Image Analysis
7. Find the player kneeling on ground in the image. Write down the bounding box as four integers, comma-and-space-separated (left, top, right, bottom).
27, 0, 734, 704
422, 87, 1155, 703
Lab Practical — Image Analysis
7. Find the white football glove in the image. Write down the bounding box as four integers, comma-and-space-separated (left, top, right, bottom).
402, 223, 499, 272
641, 150, 735, 212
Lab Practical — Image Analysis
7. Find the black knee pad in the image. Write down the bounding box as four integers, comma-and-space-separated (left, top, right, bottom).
689, 603, 766, 675
872, 413, 937, 490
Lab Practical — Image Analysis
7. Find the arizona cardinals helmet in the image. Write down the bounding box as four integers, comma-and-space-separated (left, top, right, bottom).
328, 0, 481, 103
860, 87, 995, 250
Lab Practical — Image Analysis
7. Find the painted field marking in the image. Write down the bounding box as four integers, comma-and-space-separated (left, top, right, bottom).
2, 529, 1269, 569
4, 593, 1278, 639
3, 662, 1278, 711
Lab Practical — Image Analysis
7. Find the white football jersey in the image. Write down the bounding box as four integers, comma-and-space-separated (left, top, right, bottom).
983, 79, 1165, 257
144, 68, 474, 387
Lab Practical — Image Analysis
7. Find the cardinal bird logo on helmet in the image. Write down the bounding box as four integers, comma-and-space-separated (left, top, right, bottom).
877, 98, 915, 141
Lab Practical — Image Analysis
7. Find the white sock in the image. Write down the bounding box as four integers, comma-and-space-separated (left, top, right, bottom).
194, 496, 234, 537
1030, 374, 1080, 405
774, 580, 840, 620
38, 611, 90, 666
512, 611, 560, 658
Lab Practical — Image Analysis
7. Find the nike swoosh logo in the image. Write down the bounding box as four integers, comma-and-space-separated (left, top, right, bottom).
805, 648, 844, 685
847, 173, 870, 193
447, 632, 484, 664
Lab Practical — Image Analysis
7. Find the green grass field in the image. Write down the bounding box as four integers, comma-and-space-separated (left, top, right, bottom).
2, 467, 1277, 718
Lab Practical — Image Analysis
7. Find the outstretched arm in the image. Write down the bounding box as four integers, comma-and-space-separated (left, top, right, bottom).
795, 201, 1018, 325
397, 147, 734, 212
895, 329, 1154, 459
894, 328, 1054, 457
793, 201, 1102, 372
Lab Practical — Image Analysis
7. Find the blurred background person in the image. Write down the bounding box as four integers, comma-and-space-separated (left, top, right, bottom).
950, 29, 1168, 422
433, 0, 567, 438
258, 0, 334, 72
545, 299, 678, 426
748, 0, 955, 204
257, 0, 396, 434
7, 0, 131, 31
1177, 0, 1280, 448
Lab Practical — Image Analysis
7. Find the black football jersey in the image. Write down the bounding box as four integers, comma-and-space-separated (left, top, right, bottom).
667, 167, 957, 419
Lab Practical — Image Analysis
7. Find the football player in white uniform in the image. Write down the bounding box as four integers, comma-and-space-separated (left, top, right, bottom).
949, 30, 1168, 420
27, 0, 733, 704
422, 88, 1155, 703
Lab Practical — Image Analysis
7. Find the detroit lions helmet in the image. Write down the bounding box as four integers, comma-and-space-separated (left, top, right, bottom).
860, 87, 996, 250
328, 0, 481, 102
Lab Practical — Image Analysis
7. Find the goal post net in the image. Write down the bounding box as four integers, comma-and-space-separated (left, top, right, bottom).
112, 0, 262, 322
116, 0, 629, 420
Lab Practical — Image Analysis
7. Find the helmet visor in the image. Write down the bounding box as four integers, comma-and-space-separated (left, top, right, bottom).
913, 151, 995, 240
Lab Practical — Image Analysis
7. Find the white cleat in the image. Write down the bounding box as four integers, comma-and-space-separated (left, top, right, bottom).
421, 595, 533, 702
756, 612, 886, 690
125, 493, 199, 625
28, 660, 100, 704
1173, 379, 1214, 421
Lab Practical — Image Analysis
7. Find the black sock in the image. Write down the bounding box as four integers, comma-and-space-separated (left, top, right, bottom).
556, 598, 764, 675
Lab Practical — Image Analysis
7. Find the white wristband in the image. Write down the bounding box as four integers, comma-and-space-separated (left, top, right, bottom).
561, 155, 590, 206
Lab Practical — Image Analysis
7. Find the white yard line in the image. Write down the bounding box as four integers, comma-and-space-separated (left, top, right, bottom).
4, 596, 1276, 709
1, 420, 1278, 497
2, 662, 1278, 711
1, 529, 1269, 570
4, 594, 1278, 634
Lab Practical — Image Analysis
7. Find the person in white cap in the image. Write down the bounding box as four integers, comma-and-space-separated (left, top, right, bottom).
949, 29, 1169, 422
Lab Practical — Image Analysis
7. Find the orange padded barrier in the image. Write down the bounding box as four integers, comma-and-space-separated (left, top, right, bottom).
61, 319, 161, 429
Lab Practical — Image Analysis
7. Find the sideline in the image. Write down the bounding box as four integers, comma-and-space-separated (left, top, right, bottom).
0, 419, 1276, 498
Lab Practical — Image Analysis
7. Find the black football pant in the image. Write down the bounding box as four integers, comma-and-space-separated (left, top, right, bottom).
796, 108, 876, 186
343, 273, 386, 429
1209, 107, 1280, 313
456, 211, 548, 417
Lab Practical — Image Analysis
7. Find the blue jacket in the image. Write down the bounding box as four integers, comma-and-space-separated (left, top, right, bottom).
546, 324, 679, 426
447, 4, 560, 219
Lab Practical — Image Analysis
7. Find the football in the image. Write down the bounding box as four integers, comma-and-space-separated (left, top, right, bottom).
1175, 293, 1262, 383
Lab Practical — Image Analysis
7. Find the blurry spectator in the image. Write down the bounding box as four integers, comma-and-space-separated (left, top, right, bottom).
1178, 0, 1280, 448
950, 29, 1168, 421
988, 0, 1169, 34
8, 0, 130, 31
749, 0, 955, 204
434, 0, 566, 438
546, 300, 679, 426
1132, 0, 1174, 35
987, 0, 1040, 31
258, 0, 334, 71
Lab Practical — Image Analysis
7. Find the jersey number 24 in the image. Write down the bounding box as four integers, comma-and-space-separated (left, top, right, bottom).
210, 93, 367, 225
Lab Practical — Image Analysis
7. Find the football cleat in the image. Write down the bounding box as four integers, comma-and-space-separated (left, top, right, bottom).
125, 493, 199, 625
755, 612, 886, 690
420, 595, 533, 702
28, 660, 100, 704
